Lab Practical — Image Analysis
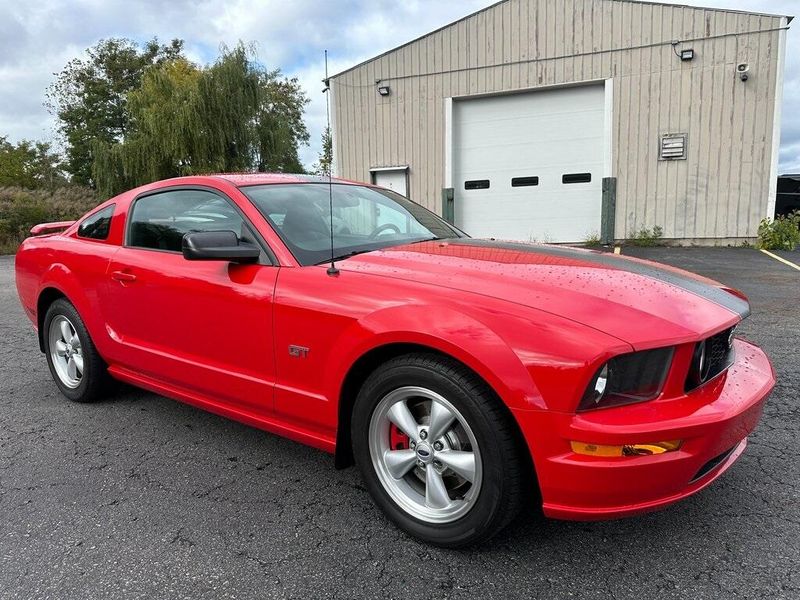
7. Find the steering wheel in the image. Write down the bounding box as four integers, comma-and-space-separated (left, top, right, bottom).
369, 223, 402, 239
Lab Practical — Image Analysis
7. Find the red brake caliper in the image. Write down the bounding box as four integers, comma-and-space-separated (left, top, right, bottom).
389, 424, 410, 450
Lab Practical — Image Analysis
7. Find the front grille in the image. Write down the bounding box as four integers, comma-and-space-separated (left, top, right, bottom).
685, 326, 736, 392
706, 327, 734, 375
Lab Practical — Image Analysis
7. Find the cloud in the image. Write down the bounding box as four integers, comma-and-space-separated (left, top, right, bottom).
0, 0, 796, 173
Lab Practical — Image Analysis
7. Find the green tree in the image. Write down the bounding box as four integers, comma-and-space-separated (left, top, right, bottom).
0, 136, 66, 189
46, 37, 184, 186
312, 126, 333, 176
93, 44, 310, 197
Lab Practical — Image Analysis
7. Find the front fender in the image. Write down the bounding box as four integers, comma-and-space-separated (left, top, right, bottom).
324, 303, 544, 412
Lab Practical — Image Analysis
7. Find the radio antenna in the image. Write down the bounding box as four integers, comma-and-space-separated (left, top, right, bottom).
323, 49, 339, 276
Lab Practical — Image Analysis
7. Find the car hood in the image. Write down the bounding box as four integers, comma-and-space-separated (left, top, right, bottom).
339, 239, 749, 349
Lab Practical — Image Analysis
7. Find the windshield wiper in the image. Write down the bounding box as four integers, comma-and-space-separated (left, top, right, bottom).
317, 248, 376, 265
409, 236, 445, 243
316, 237, 448, 266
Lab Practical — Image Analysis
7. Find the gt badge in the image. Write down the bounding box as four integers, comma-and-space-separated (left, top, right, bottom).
288, 345, 310, 358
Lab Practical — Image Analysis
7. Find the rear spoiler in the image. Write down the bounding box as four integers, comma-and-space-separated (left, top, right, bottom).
30, 221, 76, 236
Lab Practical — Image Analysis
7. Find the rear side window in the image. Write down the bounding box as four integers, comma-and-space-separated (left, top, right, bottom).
128, 190, 245, 252
78, 205, 115, 240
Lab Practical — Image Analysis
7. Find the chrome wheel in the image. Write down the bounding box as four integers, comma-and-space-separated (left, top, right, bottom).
48, 315, 83, 389
368, 386, 482, 524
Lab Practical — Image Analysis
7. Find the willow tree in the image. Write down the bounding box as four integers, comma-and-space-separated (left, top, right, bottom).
47, 38, 185, 187
93, 45, 309, 197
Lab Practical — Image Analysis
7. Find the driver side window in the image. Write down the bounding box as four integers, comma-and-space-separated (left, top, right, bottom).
128, 189, 245, 252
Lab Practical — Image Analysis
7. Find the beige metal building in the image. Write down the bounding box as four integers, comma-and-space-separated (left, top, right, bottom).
329, 0, 790, 244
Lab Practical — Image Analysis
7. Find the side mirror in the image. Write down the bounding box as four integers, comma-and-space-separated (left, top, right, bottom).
182, 230, 261, 263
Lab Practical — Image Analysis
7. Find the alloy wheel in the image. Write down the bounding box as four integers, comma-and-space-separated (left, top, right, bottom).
368, 386, 483, 523
49, 315, 84, 389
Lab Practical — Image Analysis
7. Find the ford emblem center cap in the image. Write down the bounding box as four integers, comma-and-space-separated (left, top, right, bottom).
415, 443, 433, 464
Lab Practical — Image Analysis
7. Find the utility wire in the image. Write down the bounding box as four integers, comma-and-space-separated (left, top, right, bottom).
330, 25, 790, 88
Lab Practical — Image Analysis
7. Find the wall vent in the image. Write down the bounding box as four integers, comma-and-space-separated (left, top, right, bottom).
660, 133, 688, 160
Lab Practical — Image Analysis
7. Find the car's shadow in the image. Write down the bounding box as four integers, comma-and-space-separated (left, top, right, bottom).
96, 382, 768, 558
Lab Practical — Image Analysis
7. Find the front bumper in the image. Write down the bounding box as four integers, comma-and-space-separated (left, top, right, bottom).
515, 338, 775, 520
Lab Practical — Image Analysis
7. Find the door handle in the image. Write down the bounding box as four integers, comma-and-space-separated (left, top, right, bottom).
111, 270, 137, 283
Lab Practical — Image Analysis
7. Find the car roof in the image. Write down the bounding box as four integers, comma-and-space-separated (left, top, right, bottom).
204, 173, 365, 187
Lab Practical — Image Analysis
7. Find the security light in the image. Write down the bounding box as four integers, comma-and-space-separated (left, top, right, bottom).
737, 63, 750, 81
377, 86, 391, 96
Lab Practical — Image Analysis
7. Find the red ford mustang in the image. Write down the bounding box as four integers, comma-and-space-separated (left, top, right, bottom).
15, 173, 774, 546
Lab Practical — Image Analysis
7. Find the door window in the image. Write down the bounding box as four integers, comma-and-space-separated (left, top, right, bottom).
128, 190, 245, 252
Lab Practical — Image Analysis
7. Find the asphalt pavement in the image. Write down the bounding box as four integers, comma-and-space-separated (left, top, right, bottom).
1, 248, 798, 599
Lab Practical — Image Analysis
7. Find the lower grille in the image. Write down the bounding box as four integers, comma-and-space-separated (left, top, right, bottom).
690, 444, 738, 482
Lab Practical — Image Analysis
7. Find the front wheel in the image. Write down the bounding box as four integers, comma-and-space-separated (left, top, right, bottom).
352, 354, 526, 547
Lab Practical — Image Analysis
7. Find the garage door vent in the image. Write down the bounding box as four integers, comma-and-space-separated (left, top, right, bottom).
660, 133, 688, 160
511, 176, 539, 187
464, 179, 490, 190
562, 173, 592, 184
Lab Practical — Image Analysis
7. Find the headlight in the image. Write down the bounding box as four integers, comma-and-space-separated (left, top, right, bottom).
579, 347, 674, 411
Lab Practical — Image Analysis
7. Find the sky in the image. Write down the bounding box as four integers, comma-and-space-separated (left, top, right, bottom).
0, 0, 797, 174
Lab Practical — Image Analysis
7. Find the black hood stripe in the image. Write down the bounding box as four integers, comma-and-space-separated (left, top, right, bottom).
446, 239, 750, 319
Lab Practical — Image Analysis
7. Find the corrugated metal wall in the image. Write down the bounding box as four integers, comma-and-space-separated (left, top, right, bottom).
331, 0, 786, 241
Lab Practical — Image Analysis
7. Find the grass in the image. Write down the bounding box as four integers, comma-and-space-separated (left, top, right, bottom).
626, 225, 664, 247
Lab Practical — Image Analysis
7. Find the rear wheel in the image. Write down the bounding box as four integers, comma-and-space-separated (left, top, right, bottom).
43, 299, 111, 403
352, 353, 525, 547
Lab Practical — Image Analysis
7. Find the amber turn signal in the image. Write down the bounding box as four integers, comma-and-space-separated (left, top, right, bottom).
571, 440, 682, 457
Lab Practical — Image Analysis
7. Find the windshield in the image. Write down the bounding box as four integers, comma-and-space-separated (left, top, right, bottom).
241, 183, 464, 266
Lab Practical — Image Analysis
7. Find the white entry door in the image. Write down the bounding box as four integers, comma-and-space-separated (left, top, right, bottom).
371, 167, 409, 198
453, 85, 606, 243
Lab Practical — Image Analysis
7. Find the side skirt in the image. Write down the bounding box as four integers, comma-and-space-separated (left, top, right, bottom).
108, 365, 337, 454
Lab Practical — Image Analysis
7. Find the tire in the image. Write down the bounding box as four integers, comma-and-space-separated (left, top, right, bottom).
43, 298, 112, 403
352, 353, 525, 547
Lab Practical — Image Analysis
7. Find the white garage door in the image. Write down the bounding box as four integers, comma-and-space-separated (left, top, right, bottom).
453, 85, 606, 243
371, 167, 408, 197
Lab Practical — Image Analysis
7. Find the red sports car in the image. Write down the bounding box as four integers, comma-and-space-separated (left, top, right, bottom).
15, 174, 774, 546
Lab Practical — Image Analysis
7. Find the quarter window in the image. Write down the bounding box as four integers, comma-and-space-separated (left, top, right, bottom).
128, 190, 245, 252
77, 204, 114, 240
